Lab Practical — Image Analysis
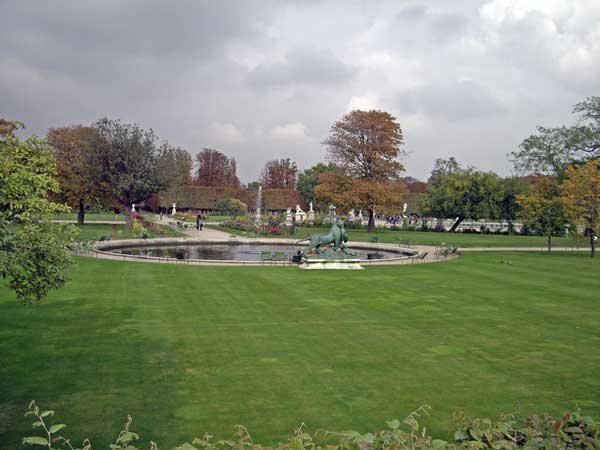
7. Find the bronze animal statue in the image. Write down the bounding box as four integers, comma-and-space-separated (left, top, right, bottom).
297, 219, 348, 254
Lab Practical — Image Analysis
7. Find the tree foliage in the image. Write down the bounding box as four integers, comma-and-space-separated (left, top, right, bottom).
157, 144, 193, 189
0, 121, 75, 304
560, 159, 600, 257
322, 110, 405, 231
47, 125, 110, 224
517, 177, 568, 252
194, 148, 239, 188
216, 197, 248, 219
512, 96, 600, 175
422, 159, 526, 231
90, 118, 165, 227
297, 162, 338, 206
260, 158, 298, 189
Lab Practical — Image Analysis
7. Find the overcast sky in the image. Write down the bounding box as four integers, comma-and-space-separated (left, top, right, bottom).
1, 0, 599, 182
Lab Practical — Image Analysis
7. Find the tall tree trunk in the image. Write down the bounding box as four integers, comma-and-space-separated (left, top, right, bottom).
77, 198, 85, 225
367, 208, 375, 232
449, 216, 464, 233
591, 232, 596, 258
125, 204, 132, 229
547, 234, 551, 253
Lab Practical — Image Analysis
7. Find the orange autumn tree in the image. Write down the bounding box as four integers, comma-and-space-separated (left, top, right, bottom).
319, 110, 406, 231
47, 125, 110, 224
561, 159, 600, 257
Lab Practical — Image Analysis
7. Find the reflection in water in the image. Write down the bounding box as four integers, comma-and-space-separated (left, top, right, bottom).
115, 244, 402, 261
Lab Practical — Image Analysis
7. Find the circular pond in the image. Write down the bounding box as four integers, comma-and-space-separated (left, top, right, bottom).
102, 241, 414, 262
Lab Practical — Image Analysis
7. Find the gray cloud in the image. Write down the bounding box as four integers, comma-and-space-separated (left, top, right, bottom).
1, 0, 599, 182
246, 47, 357, 90
397, 80, 506, 122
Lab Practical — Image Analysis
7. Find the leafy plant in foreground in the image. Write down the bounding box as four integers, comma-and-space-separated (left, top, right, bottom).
21, 402, 600, 450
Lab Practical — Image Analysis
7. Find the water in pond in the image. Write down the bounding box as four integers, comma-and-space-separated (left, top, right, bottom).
114, 243, 404, 261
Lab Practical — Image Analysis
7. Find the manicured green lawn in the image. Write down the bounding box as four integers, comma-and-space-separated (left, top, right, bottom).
53, 212, 125, 222
1, 252, 599, 449
214, 225, 584, 248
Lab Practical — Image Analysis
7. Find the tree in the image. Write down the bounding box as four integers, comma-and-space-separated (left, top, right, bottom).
560, 159, 600, 257
518, 178, 568, 252
422, 159, 525, 231
47, 125, 110, 224
511, 96, 600, 175
297, 162, 338, 206
260, 158, 298, 189
157, 144, 193, 189
0, 121, 75, 304
216, 197, 248, 219
322, 110, 405, 231
246, 181, 261, 190
194, 148, 239, 188
400, 176, 428, 193
90, 118, 165, 228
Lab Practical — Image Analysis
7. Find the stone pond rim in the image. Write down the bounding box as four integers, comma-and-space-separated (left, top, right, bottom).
89, 237, 439, 266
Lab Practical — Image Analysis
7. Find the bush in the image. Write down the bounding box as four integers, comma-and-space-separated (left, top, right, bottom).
21, 402, 600, 450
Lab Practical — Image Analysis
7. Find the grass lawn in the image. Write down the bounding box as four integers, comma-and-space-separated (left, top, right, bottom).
1, 252, 599, 449
213, 225, 585, 248
53, 212, 125, 222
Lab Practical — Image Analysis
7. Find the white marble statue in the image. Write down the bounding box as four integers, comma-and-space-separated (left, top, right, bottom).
285, 207, 293, 226
131, 203, 136, 212
307, 202, 315, 224
171, 203, 177, 215
295, 204, 306, 223
348, 208, 355, 221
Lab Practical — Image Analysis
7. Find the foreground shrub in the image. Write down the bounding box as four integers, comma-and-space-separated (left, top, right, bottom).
21, 402, 600, 450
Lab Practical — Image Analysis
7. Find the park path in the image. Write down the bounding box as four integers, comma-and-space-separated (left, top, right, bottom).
53, 220, 124, 224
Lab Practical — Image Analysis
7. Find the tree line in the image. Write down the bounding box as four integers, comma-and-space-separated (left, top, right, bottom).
1, 96, 599, 305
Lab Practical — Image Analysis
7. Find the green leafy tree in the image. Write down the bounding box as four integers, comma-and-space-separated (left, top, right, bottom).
518, 178, 568, 252
422, 159, 525, 231
90, 118, 165, 228
216, 197, 248, 219
0, 121, 75, 304
297, 162, 338, 207
511, 96, 600, 176
561, 159, 600, 257
156, 144, 193, 189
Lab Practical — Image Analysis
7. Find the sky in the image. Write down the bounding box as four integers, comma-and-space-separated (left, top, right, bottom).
1, 0, 599, 183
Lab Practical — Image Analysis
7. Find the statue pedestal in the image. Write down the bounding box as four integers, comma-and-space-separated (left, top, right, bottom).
299, 257, 363, 270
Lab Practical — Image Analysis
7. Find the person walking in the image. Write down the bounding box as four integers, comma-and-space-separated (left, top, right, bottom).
196, 214, 201, 231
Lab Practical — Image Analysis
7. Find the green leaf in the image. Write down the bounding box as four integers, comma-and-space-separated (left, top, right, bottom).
455, 430, 468, 441
32, 421, 43, 428
40, 410, 55, 418
387, 419, 401, 430
178, 444, 198, 450
432, 439, 449, 449
49, 424, 66, 434
23, 436, 49, 446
